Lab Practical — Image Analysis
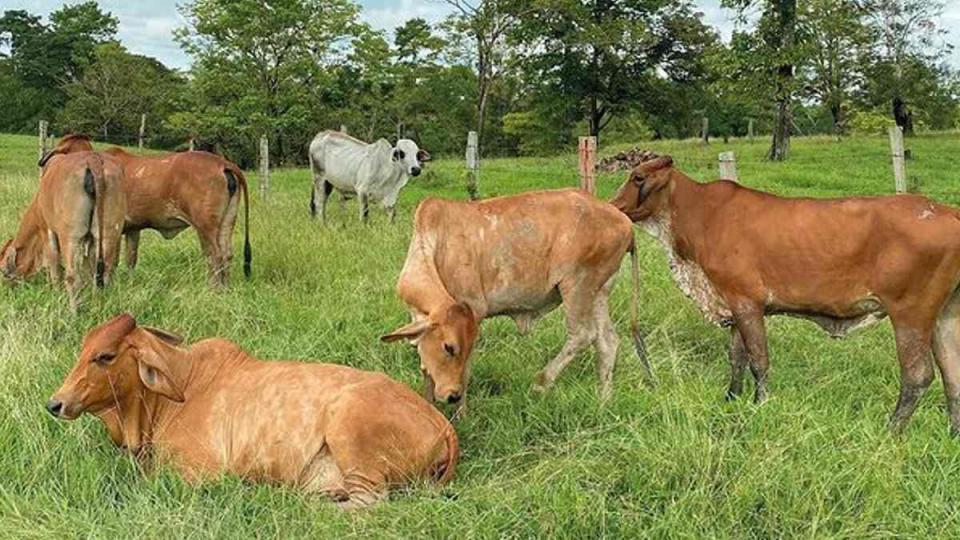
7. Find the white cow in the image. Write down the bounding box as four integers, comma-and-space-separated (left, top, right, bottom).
308, 131, 430, 223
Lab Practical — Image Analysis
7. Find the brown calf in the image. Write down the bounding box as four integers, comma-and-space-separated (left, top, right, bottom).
381, 190, 651, 415
5, 151, 125, 309
40, 135, 251, 286
48, 314, 458, 509
610, 156, 960, 436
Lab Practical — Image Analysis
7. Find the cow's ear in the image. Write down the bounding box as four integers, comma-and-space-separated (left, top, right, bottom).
416, 149, 431, 162
38, 149, 62, 168
381, 319, 436, 343
142, 326, 184, 346
134, 343, 185, 402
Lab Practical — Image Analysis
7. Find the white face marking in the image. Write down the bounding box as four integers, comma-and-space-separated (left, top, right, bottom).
394, 139, 422, 175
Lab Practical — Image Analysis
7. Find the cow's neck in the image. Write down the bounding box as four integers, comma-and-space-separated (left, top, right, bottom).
97, 342, 243, 458
664, 174, 708, 261
400, 231, 461, 318
11, 200, 46, 275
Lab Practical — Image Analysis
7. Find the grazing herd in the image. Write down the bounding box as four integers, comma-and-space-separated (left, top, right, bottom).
5, 132, 960, 508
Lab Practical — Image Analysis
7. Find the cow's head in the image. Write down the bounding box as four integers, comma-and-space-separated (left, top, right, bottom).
392, 139, 431, 178
610, 155, 675, 221
1, 231, 45, 282
38, 134, 94, 168
47, 314, 186, 422
381, 303, 478, 404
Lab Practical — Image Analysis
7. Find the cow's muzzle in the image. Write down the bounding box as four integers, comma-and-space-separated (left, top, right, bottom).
410, 167, 421, 177
446, 392, 462, 404
46, 399, 64, 418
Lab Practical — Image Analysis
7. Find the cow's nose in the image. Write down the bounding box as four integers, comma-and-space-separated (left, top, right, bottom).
46, 399, 63, 417
447, 393, 462, 404
410, 167, 421, 177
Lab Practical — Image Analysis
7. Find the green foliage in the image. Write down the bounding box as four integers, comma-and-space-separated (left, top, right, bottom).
849, 109, 896, 135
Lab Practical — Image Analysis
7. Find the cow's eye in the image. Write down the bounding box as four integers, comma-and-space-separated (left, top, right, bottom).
397, 150, 405, 159
93, 352, 116, 366
443, 343, 457, 357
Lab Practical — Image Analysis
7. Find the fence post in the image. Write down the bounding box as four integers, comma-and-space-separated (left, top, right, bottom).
259, 134, 270, 199
340, 124, 348, 135
578, 136, 597, 195
188, 137, 195, 152
138, 113, 147, 152
38, 120, 49, 162
748, 118, 754, 142
889, 126, 907, 193
718, 151, 738, 182
465, 131, 479, 200
701, 117, 709, 144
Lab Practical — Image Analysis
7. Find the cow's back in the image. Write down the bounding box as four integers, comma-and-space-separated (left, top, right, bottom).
408, 190, 634, 316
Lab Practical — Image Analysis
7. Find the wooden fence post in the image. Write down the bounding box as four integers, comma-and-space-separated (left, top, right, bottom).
578, 136, 597, 195
138, 113, 147, 152
701, 117, 709, 144
889, 126, 907, 193
188, 137, 195, 152
340, 124, 348, 134
465, 131, 479, 200
718, 151, 738, 182
259, 134, 270, 199
748, 118, 754, 142
38, 120, 48, 162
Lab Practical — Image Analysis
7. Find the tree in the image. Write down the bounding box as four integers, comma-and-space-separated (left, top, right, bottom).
799, 0, 871, 136
517, 0, 714, 142
860, 0, 951, 134
60, 43, 184, 143
175, 0, 364, 163
442, 0, 528, 153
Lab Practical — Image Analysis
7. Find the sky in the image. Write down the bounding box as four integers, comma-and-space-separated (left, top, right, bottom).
4, 0, 960, 71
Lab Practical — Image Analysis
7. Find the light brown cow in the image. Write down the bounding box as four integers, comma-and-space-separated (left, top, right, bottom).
4, 151, 125, 309
40, 135, 252, 286
381, 189, 651, 414
47, 314, 459, 509
611, 155, 960, 436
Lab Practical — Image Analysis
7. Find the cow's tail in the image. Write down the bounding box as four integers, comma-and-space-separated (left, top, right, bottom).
628, 237, 654, 386
83, 158, 107, 288
433, 423, 459, 485
227, 167, 252, 279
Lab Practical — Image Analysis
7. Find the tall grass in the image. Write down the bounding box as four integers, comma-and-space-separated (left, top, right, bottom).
1, 132, 959, 537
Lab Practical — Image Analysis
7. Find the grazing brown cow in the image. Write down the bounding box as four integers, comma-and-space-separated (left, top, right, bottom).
611, 155, 960, 436
381, 190, 651, 415
4, 151, 125, 309
40, 135, 252, 286
47, 314, 459, 509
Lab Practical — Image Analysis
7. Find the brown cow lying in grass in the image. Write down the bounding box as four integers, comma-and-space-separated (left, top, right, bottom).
611, 155, 960, 436
47, 314, 459, 509
382, 190, 651, 415
3, 151, 125, 310
37, 135, 251, 286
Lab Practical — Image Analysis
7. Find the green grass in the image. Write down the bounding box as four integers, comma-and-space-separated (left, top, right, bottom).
1, 131, 960, 538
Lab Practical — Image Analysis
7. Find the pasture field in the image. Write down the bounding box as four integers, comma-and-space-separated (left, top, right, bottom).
2, 131, 960, 538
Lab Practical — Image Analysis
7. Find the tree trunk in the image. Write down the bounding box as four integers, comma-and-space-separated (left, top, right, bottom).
829, 100, 842, 138
767, 0, 797, 162
892, 96, 913, 136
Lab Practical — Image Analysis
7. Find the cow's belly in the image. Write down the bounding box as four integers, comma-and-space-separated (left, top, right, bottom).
485, 285, 562, 322
770, 297, 887, 338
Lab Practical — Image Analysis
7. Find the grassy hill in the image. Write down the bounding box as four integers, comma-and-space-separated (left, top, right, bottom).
1, 131, 959, 537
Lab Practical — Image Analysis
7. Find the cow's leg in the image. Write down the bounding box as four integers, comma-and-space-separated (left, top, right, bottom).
732, 307, 770, 403
61, 236, 86, 312
726, 327, 749, 400
933, 291, 960, 437
215, 192, 240, 285
359, 193, 370, 223
124, 230, 140, 271
99, 225, 123, 287
45, 231, 62, 285
592, 285, 619, 401
386, 205, 397, 224
533, 279, 597, 394
196, 231, 224, 288
888, 315, 935, 434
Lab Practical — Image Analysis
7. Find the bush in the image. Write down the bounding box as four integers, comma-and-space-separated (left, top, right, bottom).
849, 110, 895, 135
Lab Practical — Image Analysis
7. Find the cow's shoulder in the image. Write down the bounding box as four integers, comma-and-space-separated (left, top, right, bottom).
413, 197, 464, 230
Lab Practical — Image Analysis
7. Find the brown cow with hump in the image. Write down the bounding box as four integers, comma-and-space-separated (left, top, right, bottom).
382, 189, 652, 414
36, 135, 251, 285
611, 155, 960, 436
47, 314, 458, 509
